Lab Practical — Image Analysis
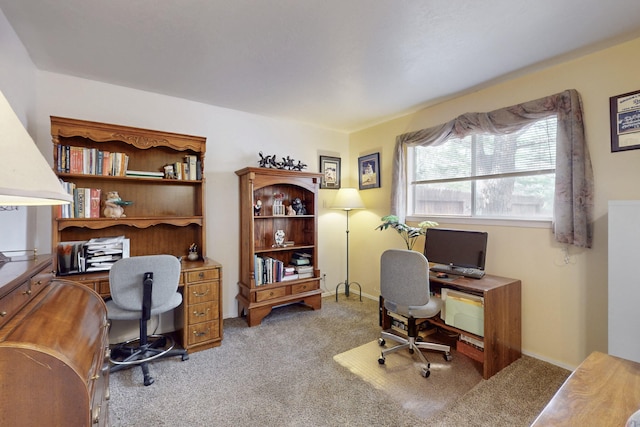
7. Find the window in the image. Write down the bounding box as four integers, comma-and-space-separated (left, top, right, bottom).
407, 116, 557, 220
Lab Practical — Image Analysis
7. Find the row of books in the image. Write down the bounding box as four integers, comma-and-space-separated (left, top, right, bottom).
57, 236, 130, 275
58, 181, 101, 219
165, 155, 201, 180
254, 255, 314, 286
56, 145, 130, 176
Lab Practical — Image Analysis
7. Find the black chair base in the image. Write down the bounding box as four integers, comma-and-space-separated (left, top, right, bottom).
110, 334, 189, 386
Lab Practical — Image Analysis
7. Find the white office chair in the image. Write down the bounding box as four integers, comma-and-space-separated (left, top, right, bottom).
107, 255, 188, 386
378, 249, 451, 378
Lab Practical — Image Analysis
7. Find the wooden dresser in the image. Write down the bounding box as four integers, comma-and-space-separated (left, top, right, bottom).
0, 255, 110, 426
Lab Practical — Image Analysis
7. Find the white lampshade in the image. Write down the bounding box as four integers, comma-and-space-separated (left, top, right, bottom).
331, 188, 365, 210
0, 90, 72, 206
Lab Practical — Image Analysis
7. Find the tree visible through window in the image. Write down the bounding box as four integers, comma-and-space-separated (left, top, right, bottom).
408, 116, 557, 220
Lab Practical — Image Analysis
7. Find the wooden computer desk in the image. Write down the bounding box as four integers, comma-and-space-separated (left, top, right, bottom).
380, 272, 521, 379
532, 351, 640, 426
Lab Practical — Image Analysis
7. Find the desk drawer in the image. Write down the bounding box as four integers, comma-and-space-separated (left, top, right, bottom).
188, 301, 217, 324
256, 287, 286, 302
188, 320, 220, 345
0, 280, 34, 328
185, 268, 219, 284
292, 282, 317, 294
186, 282, 218, 305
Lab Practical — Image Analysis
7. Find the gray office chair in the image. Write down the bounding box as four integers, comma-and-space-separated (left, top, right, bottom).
378, 249, 452, 378
107, 255, 188, 386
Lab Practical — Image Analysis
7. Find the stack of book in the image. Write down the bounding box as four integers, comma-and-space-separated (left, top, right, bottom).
57, 182, 101, 219
291, 252, 314, 278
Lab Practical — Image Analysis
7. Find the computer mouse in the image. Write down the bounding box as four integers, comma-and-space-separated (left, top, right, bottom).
436, 272, 448, 278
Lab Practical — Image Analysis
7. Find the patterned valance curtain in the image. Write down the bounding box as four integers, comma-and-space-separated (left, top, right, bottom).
391, 89, 593, 248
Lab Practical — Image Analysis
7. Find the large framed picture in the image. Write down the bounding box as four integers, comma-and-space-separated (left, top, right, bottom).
358, 152, 380, 190
319, 155, 341, 189
610, 89, 640, 152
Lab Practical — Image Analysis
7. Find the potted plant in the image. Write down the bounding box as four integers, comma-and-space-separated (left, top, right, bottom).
375, 215, 438, 250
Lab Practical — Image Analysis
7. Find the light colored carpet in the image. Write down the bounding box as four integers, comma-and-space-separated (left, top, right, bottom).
109, 296, 569, 426
334, 339, 482, 419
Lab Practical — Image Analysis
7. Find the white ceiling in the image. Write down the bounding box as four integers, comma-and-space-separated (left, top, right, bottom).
2, 1, 640, 132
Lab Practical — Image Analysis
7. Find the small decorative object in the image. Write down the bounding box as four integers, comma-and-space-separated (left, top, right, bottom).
187, 243, 199, 261
375, 215, 438, 250
103, 191, 133, 218
291, 197, 306, 215
358, 152, 381, 190
273, 192, 285, 216
254, 199, 262, 216
163, 164, 176, 179
273, 229, 285, 247
286, 205, 296, 216
258, 151, 307, 170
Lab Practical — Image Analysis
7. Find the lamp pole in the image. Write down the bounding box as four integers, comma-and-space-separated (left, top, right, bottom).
335, 208, 361, 301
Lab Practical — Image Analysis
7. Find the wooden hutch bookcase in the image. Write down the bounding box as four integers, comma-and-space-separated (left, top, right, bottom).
235, 167, 323, 326
50, 116, 222, 353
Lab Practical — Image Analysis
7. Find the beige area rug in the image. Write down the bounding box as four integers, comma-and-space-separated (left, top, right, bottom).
333, 339, 483, 420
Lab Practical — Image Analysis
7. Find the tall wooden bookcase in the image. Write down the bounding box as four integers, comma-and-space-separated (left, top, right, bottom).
50, 116, 223, 353
235, 167, 322, 326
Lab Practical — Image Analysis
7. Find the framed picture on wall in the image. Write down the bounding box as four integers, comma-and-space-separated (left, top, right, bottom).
358, 152, 380, 190
610, 89, 640, 152
319, 155, 341, 189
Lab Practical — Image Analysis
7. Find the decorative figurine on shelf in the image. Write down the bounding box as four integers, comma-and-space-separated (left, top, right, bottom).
286, 205, 296, 216
103, 191, 133, 218
273, 230, 285, 247
273, 192, 285, 215
257, 151, 308, 171
291, 197, 306, 215
187, 243, 199, 261
254, 199, 262, 216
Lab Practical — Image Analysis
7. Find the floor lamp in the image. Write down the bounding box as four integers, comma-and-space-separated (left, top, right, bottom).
331, 188, 365, 301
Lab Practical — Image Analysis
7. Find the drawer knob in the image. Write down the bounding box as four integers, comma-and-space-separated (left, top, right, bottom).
0, 311, 6, 317
192, 289, 210, 297
198, 272, 205, 279
92, 404, 101, 424
22, 289, 32, 296
193, 328, 210, 337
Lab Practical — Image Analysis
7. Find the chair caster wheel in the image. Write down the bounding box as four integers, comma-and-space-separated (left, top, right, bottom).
378, 338, 385, 346
144, 375, 155, 386
182, 353, 189, 361
409, 348, 414, 354
444, 352, 452, 362
421, 367, 430, 378
378, 356, 386, 365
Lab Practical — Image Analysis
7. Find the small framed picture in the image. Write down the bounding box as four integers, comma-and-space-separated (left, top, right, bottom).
358, 152, 380, 190
319, 155, 341, 189
610, 89, 640, 152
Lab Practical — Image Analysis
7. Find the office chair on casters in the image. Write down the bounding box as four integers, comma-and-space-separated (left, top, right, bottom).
107, 255, 189, 386
378, 249, 452, 378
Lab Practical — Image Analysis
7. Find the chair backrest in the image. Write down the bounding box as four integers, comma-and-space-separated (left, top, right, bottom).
109, 255, 181, 312
380, 249, 431, 308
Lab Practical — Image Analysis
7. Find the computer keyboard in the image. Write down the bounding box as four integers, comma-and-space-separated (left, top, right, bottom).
430, 264, 485, 279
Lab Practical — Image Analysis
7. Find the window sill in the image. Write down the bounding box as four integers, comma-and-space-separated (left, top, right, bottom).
406, 215, 552, 229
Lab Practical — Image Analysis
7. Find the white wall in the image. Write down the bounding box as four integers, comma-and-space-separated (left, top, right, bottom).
1, 8, 350, 319
0, 8, 38, 254
33, 72, 350, 318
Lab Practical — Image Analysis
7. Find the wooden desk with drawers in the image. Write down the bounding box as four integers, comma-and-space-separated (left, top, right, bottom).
380, 272, 521, 379
68, 257, 223, 353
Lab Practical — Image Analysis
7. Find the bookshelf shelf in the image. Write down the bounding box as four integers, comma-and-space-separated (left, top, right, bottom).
235, 167, 323, 326
50, 116, 222, 354
51, 116, 207, 264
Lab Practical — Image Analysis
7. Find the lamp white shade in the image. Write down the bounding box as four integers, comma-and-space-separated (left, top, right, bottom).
331, 188, 365, 210
0, 90, 72, 206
